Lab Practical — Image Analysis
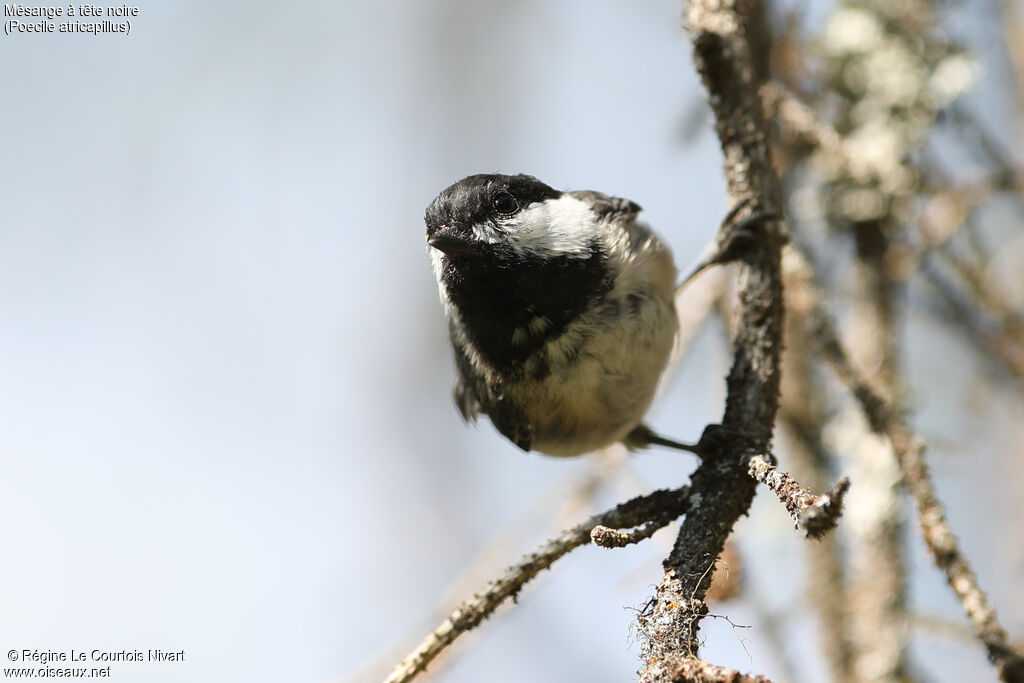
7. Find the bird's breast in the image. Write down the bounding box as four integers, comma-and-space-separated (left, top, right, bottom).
507, 284, 679, 456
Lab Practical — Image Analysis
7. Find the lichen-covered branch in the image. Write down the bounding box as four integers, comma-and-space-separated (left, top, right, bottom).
384, 486, 693, 683
646, 657, 776, 683
636, 0, 787, 679
745, 452, 850, 539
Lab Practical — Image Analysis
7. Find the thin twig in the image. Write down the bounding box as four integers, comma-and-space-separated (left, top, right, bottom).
350, 457, 623, 683
745, 452, 850, 539
591, 521, 667, 548
384, 486, 693, 683
784, 243, 1024, 683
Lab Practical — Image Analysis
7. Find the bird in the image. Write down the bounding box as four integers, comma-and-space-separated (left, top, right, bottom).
424, 173, 726, 457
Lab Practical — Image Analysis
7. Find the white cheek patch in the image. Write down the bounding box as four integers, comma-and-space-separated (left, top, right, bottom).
471, 224, 503, 244
507, 195, 599, 258
429, 248, 453, 311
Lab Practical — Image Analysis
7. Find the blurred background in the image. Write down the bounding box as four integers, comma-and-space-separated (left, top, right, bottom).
1, 1, 1021, 682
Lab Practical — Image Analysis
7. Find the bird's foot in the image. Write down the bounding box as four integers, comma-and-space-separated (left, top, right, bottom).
678, 202, 781, 289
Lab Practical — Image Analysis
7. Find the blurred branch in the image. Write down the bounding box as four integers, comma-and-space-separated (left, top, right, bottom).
932, 241, 1022, 326
918, 258, 1024, 385
846, 214, 909, 683
766, 78, 1024, 390
784, 244, 1024, 683
637, 0, 787, 679
918, 111, 1024, 386
761, 81, 844, 157
914, 611, 1024, 652
777, 301, 854, 682
945, 104, 1024, 192
1002, 0, 1024, 115
384, 486, 693, 683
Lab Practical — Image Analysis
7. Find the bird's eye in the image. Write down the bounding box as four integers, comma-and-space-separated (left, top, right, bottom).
492, 193, 519, 215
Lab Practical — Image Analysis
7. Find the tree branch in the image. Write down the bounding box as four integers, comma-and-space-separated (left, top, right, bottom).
636, 0, 787, 679
384, 486, 693, 683
745, 452, 850, 539
648, 657, 776, 683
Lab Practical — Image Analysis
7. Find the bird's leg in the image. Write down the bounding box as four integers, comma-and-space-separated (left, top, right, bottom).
623, 424, 701, 454
624, 423, 758, 460
677, 203, 781, 290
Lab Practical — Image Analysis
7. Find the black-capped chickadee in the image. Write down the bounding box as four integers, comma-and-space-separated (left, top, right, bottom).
424, 173, 710, 457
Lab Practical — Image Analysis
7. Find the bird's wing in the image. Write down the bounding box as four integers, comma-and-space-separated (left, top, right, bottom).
450, 331, 534, 452
451, 341, 482, 423
487, 401, 533, 452
567, 190, 642, 223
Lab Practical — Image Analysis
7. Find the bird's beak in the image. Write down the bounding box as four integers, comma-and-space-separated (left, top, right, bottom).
427, 226, 479, 257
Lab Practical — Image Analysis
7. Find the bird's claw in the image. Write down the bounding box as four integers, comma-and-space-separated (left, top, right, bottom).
691, 423, 759, 459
